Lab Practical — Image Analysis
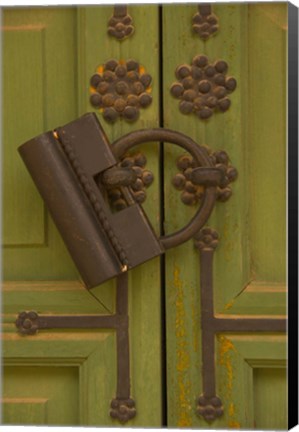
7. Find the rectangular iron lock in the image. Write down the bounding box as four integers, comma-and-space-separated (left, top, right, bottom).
18, 113, 164, 289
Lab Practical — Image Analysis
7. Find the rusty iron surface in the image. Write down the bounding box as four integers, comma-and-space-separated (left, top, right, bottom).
18, 113, 164, 289
194, 227, 286, 422
192, 4, 219, 41
107, 5, 134, 40
172, 149, 238, 206
170, 55, 237, 120
90, 59, 152, 123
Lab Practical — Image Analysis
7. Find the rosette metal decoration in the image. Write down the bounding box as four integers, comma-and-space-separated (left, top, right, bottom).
90, 59, 152, 123
170, 54, 237, 120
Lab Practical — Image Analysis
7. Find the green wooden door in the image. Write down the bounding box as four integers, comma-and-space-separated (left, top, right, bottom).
2, 4, 287, 429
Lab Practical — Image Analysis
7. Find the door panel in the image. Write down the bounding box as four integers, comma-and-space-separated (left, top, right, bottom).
2, 4, 287, 429
3, 8, 79, 280
162, 3, 286, 429
2, 6, 162, 427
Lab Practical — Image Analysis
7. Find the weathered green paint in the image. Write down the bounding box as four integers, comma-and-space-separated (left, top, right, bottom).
216, 334, 287, 429
2, 4, 287, 429
163, 3, 287, 429
2, 6, 162, 428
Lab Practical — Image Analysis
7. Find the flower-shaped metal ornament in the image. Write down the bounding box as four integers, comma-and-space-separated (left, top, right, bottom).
171, 55, 237, 120
192, 4, 219, 40
90, 59, 152, 123
107, 6, 134, 40
172, 149, 238, 206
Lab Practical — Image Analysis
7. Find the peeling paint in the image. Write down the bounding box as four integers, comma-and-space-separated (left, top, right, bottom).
229, 420, 241, 428
219, 335, 236, 391
218, 335, 241, 428
229, 402, 235, 417
173, 265, 192, 428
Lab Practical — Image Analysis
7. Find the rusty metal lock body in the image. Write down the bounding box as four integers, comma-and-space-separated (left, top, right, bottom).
18, 113, 163, 289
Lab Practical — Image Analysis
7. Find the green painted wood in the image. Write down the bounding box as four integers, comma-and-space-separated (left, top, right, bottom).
253, 368, 287, 430
76, 6, 162, 427
247, 3, 287, 283
3, 366, 79, 425
3, 5, 162, 428
162, 3, 287, 429
162, 7, 208, 426
2, 398, 48, 425
2, 4, 288, 429
3, 331, 116, 426
216, 334, 287, 429
3, 28, 45, 246
3, 8, 79, 282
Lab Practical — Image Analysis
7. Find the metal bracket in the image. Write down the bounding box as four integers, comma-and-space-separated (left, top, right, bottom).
194, 227, 286, 422
16, 273, 135, 423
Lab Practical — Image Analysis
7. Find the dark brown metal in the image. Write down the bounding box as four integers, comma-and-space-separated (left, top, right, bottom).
18, 113, 163, 289
194, 227, 286, 422
170, 55, 237, 120
112, 128, 218, 250
110, 272, 136, 422
108, 5, 134, 40
15, 311, 121, 335
90, 59, 152, 123
192, 4, 219, 40
172, 149, 238, 206
107, 152, 154, 209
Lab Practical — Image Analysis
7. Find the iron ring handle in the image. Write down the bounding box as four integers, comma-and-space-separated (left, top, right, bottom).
112, 128, 218, 250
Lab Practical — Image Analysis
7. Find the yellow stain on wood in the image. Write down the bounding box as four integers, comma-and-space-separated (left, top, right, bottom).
173, 265, 192, 428
218, 335, 241, 428
229, 420, 241, 429
219, 335, 236, 391
224, 299, 235, 311
229, 402, 235, 417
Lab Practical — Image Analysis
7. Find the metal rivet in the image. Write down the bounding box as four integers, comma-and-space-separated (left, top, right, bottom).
90, 93, 102, 108
123, 106, 139, 121
179, 100, 194, 114
170, 83, 184, 97
215, 60, 228, 73
139, 93, 152, 107
214, 73, 226, 86
193, 55, 209, 68
175, 64, 191, 79
218, 97, 231, 112
90, 73, 102, 88
198, 80, 211, 93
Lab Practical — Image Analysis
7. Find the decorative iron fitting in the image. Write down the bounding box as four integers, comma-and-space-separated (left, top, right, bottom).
108, 5, 134, 40
172, 149, 238, 206
110, 398, 136, 423
90, 59, 152, 123
106, 152, 154, 210
196, 395, 224, 422
194, 227, 219, 251
15, 311, 39, 335
192, 4, 219, 41
170, 55, 237, 120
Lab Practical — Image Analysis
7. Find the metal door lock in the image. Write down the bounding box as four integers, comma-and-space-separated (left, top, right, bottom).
16, 112, 238, 423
